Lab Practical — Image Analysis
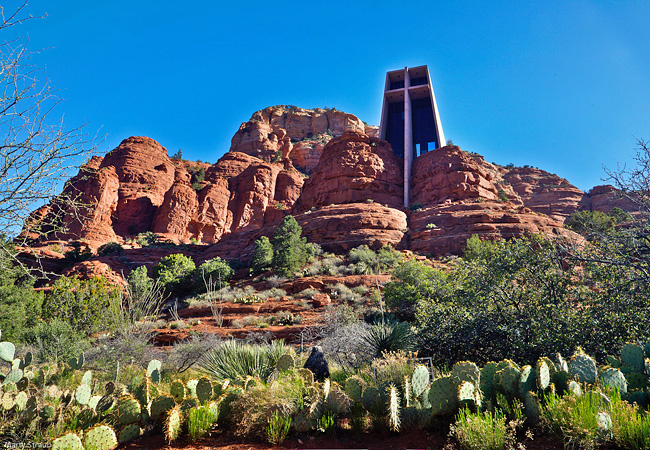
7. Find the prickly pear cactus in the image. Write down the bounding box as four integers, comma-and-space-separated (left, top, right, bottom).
429, 376, 459, 416
326, 388, 351, 415
621, 343, 645, 372
186, 378, 198, 397
88, 395, 102, 410
457, 381, 479, 411
480, 362, 498, 402
495, 366, 520, 396
149, 395, 176, 420
297, 368, 314, 385
568, 380, 583, 396
344, 376, 365, 402
362, 386, 383, 415
624, 372, 648, 391
308, 398, 326, 420
96, 395, 114, 413
52, 432, 83, 450
147, 359, 162, 382
115, 395, 141, 425
81, 370, 93, 386
14, 390, 27, 410
518, 365, 536, 399
536, 359, 551, 390
181, 398, 199, 416
75, 383, 91, 406
452, 361, 480, 386
83, 424, 118, 450
164, 406, 183, 443
118, 424, 142, 444
39, 404, 55, 420
2, 392, 14, 410
293, 408, 316, 433
169, 380, 186, 403
599, 367, 628, 398
0, 341, 16, 362
570, 351, 597, 384
387, 384, 400, 432
196, 377, 213, 404
4, 368, 23, 384
411, 365, 430, 398
524, 391, 542, 425
276, 353, 295, 371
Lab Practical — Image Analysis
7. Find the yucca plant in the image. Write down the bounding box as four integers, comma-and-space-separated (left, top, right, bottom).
361, 320, 417, 359
200, 339, 291, 381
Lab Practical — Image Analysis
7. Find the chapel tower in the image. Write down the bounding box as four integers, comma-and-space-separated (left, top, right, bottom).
379, 65, 445, 207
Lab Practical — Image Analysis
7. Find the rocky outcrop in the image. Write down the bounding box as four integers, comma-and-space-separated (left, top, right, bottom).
296, 203, 407, 253
230, 106, 376, 173
502, 167, 585, 222
293, 131, 404, 212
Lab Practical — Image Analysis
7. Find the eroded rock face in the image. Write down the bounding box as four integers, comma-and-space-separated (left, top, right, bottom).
502, 167, 585, 222
296, 203, 407, 253
293, 131, 404, 212
230, 106, 376, 173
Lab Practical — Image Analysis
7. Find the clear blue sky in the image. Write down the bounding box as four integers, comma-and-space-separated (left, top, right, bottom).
9, 0, 650, 191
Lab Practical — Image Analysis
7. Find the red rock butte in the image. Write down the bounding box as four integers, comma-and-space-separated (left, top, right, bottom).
24, 105, 633, 280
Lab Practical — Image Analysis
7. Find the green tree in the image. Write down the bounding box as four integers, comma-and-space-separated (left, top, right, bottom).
41, 275, 121, 335
127, 266, 154, 300
0, 240, 43, 341
196, 257, 234, 290
271, 216, 309, 277
565, 210, 616, 235
252, 236, 273, 272
153, 253, 196, 295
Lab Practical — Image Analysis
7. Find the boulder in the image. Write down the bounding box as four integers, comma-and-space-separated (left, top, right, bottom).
303, 346, 330, 381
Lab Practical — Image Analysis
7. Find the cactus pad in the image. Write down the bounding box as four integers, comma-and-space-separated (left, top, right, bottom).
596, 411, 612, 431
16, 376, 28, 391
411, 365, 430, 398
599, 367, 628, 398
118, 424, 142, 443
480, 362, 499, 402
621, 343, 645, 372
14, 390, 27, 410
536, 360, 551, 390
52, 432, 83, 450
181, 397, 199, 415
150, 394, 176, 420
83, 424, 118, 450
146, 359, 162, 382
495, 366, 520, 396
0, 341, 15, 362
276, 353, 295, 371
4, 368, 23, 384
88, 395, 102, 410
524, 391, 542, 425
186, 378, 198, 397
169, 380, 186, 403
570, 352, 597, 384
297, 368, 314, 385
452, 361, 480, 386
457, 381, 479, 411
362, 386, 383, 415
39, 404, 55, 420
624, 372, 648, 390
164, 406, 183, 443
429, 376, 459, 416
308, 398, 326, 420
196, 377, 213, 404
568, 380, 583, 396
75, 383, 91, 406
326, 388, 351, 415
96, 395, 114, 413
115, 395, 141, 425
1, 392, 14, 410
344, 376, 365, 402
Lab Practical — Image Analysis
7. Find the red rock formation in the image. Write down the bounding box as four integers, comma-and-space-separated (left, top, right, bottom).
502, 167, 585, 222
412, 146, 520, 206
230, 106, 371, 173
295, 203, 407, 253
293, 131, 404, 212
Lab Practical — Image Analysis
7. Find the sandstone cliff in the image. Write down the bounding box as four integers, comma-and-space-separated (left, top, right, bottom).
23, 106, 635, 282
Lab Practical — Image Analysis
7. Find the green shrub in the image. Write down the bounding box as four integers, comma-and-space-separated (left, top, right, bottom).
187, 404, 219, 442
135, 231, 159, 246
409, 202, 423, 211
544, 391, 611, 448
252, 236, 273, 272
42, 275, 121, 335
267, 411, 292, 445
63, 241, 93, 264
127, 266, 154, 300
153, 253, 196, 295
200, 339, 291, 381
97, 242, 124, 256
453, 408, 510, 450
21, 318, 90, 362
609, 389, 650, 450
497, 188, 509, 202
348, 244, 402, 275
565, 209, 617, 235
0, 244, 43, 341
195, 257, 234, 290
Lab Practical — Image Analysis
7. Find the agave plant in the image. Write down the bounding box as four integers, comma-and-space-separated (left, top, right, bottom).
199, 339, 291, 381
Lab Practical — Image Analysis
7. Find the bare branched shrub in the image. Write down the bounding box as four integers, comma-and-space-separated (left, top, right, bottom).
165, 333, 221, 373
